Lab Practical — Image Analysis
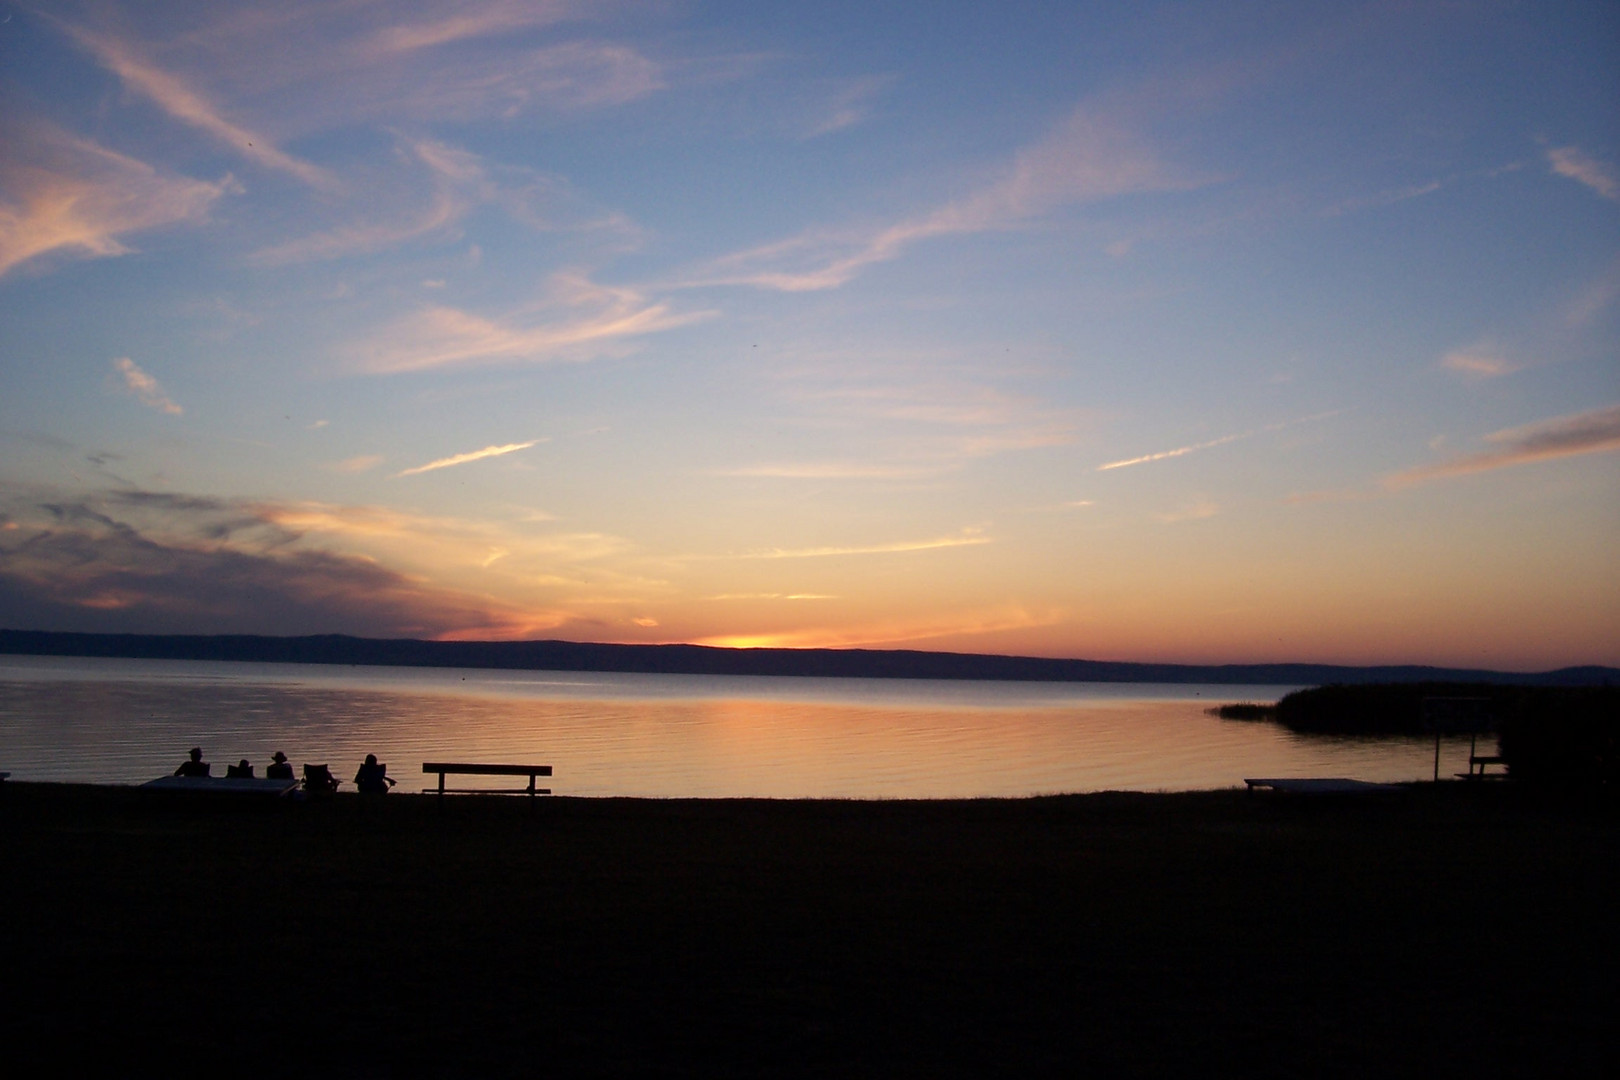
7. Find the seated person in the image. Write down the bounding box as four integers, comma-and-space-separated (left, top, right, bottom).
225, 758, 254, 779
353, 754, 396, 795
265, 751, 294, 780
303, 763, 339, 794
174, 747, 210, 777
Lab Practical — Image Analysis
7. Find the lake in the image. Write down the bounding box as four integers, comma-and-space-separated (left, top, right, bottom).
0, 654, 1480, 797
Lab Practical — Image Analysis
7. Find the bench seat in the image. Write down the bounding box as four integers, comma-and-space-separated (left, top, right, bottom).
422, 762, 552, 799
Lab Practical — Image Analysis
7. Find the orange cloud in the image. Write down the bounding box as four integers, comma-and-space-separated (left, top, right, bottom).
323, 455, 385, 474
735, 530, 991, 559
0, 494, 529, 638
352, 275, 713, 373
1098, 432, 1246, 471
695, 606, 1061, 650
394, 440, 543, 478
0, 124, 230, 278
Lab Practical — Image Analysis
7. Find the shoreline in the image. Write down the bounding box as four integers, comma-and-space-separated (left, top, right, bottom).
7, 628, 1615, 685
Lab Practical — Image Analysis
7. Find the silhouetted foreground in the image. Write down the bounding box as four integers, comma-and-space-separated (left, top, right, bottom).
5, 628, 1617, 686
1271, 682, 1615, 733
1258, 684, 1619, 786
1, 784, 1614, 1075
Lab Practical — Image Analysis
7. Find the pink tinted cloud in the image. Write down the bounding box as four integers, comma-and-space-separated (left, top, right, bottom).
1386, 405, 1620, 487
111, 358, 184, 415
0, 124, 232, 278
1547, 145, 1619, 201
687, 103, 1198, 292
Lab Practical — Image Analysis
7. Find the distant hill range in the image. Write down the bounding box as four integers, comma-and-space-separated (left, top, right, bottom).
2, 629, 1615, 687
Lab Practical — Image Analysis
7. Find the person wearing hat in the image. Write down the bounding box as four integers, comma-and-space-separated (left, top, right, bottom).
174, 747, 209, 777
265, 751, 294, 780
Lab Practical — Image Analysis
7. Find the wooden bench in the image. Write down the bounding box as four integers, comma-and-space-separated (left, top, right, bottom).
1459, 754, 1508, 780
422, 762, 552, 801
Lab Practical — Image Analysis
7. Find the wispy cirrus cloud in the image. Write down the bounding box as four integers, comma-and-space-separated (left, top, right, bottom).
424, 40, 666, 112
1440, 342, 1519, 379
351, 273, 714, 373
0, 122, 233, 278
1098, 432, 1248, 471
1323, 161, 1526, 219
793, 376, 1065, 430
1098, 411, 1340, 471
92, 3, 667, 133
365, 0, 577, 55
1563, 257, 1620, 328
1547, 145, 1619, 201
1438, 260, 1620, 381
1385, 405, 1620, 488
1154, 498, 1219, 524
716, 462, 942, 480
310, 38, 667, 125
724, 359, 1080, 482
394, 440, 544, 478
1324, 179, 1443, 217
683, 103, 1198, 292
111, 358, 183, 415
249, 139, 473, 265
323, 454, 384, 474
1021, 500, 1096, 513
694, 605, 1059, 650
735, 529, 990, 559
259, 490, 648, 593
251, 136, 636, 265
57, 20, 335, 189
802, 75, 892, 138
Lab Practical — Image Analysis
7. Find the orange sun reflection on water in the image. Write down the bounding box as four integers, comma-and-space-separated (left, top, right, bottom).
0, 658, 1476, 796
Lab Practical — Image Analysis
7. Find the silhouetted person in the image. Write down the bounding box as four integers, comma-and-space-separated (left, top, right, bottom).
303, 763, 339, 795
226, 758, 254, 779
266, 751, 294, 780
174, 747, 209, 778
354, 754, 395, 795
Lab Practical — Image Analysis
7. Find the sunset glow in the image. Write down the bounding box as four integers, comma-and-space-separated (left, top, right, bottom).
1, 1, 1616, 670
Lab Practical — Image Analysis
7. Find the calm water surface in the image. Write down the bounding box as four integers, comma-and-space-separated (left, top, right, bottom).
0, 655, 1480, 797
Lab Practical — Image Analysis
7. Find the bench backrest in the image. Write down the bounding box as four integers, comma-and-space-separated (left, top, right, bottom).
422, 763, 552, 776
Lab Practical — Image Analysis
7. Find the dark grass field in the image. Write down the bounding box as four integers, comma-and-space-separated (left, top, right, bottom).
2, 782, 1615, 1076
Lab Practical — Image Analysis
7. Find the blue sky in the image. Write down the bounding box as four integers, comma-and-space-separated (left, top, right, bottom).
1, 1, 1616, 668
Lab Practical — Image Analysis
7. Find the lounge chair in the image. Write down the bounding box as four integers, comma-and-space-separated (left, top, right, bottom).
303, 763, 340, 795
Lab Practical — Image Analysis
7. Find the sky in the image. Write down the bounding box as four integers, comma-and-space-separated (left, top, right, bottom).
1, 0, 1617, 671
